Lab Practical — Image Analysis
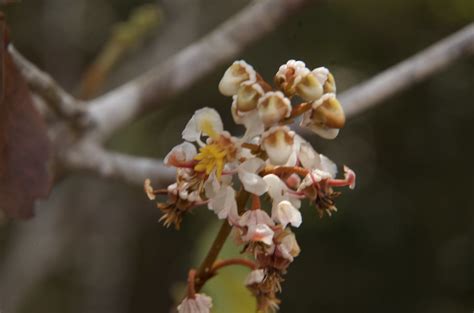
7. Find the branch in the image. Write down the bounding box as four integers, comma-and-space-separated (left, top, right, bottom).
60, 141, 175, 187
8, 45, 90, 128
86, 0, 311, 141
340, 22, 474, 119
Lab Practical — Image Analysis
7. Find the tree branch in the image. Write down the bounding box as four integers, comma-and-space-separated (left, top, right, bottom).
86, 0, 311, 142
60, 141, 175, 187
340, 22, 474, 118
8, 45, 89, 128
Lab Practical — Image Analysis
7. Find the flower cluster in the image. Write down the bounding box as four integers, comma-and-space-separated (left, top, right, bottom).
145, 60, 355, 313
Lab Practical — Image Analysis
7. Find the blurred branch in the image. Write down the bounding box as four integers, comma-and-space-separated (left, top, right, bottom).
8, 45, 89, 128
341, 22, 474, 118
86, 0, 311, 142
61, 141, 175, 186
9, 12, 474, 190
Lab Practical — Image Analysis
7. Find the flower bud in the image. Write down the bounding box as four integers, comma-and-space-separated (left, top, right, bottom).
257, 91, 291, 126
218, 60, 256, 96
235, 81, 264, 112
300, 93, 345, 139
324, 72, 336, 93
313, 67, 336, 93
295, 72, 323, 101
261, 126, 295, 165
274, 60, 309, 97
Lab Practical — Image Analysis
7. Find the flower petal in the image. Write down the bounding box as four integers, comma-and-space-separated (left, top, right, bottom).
208, 185, 237, 220
177, 293, 213, 313
182, 107, 224, 142
245, 224, 274, 245
238, 158, 267, 196
164, 142, 197, 167
272, 200, 302, 228
218, 60, 256, 96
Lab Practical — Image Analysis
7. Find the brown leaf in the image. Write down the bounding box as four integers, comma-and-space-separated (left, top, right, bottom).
0, 18, 51, 219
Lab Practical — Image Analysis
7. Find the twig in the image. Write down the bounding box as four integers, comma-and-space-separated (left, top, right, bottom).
8, 45, 90, 129
340, 22, 474, 118
60, 141, 175, 187
194, 189, 250, 292
86, 0, 311, 142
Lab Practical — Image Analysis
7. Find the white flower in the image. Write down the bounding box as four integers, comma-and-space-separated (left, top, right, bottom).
320, 154, 338, 178
273, 200, 302, 228
243, 224, 274, 245
263, 174, 302, 225
239, 209, 275, 245
296, 136, 321, 169
182, 107, 224, 143
219, 60, 256, 96
261, 126, 295, 165
177, 293, 213, 313
239, 209, 274, 228
245, 269, 265, 286
257, 91, 292, 126
207, 184, 238, 222
164, 142, 197, 167
238, 158, 267, 196
231, 100, 265, 141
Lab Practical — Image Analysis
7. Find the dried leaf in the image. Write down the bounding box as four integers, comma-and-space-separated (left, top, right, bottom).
0, 20, 51, 219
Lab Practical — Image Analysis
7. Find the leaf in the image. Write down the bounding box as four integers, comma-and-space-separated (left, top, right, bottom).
0, 17, 51, 219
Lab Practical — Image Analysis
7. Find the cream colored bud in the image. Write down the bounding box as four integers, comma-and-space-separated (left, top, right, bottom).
312, 93, 345, 129
235, 82, 264, 112
324, 72, 336, 93
261, 126, 295, 165
300, 94, 345, 139
295, 72, 323, 101
218, 60, 256, 96
274, 60, 310, 97
257, 91, 292, 126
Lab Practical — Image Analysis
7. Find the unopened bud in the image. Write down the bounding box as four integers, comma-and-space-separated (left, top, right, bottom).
312, 94, 345, 129
312, 67, 336, 94
235, 82, 264, 112
261, 126, 295, 165
218, 60, 256, 96
257, 91, 291, 126
274, 60, 310, 97
295, 72, 323, 101
323, 72, 336, 93
300, 94, 345, 139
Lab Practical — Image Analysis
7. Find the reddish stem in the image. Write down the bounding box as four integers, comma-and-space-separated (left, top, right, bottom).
187, 269, 197, 299
212, 258, 257, 273
251, 194, 261, 210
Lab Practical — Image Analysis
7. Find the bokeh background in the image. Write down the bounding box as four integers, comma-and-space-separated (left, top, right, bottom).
1, 0, 474, 312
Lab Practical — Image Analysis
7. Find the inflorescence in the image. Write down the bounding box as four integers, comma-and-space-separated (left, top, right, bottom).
145, 60, 356, 313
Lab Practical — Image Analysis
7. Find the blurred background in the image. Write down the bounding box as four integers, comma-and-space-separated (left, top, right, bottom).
1, 0, 474, 312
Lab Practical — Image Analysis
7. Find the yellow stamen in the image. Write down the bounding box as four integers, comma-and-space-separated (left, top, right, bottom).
194, 144, 227, 179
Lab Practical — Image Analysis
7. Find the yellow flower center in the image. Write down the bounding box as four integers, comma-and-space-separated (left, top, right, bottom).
194, 143, 227, 179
